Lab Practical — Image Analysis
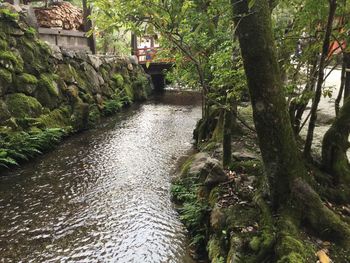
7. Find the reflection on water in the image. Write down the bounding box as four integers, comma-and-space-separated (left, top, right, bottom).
0, 91, 201, 263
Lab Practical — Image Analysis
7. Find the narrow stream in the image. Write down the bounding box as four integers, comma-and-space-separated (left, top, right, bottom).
0, 91, 201, 263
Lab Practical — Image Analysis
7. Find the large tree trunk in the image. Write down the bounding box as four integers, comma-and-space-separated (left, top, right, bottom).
232, 0, 306, 208
232, 0, 350, 255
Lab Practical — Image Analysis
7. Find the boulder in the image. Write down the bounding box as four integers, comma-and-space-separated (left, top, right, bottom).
232, 150, 259, 161
88, 54, 102, 70
189, 152, 228, 187
5, 93, 43, 118
210, 205, 226, 231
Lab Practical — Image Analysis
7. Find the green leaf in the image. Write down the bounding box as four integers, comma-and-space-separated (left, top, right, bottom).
248, 0, 256, 9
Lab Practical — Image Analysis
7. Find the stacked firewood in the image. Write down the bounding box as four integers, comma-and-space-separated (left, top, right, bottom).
34, 2, 83, 31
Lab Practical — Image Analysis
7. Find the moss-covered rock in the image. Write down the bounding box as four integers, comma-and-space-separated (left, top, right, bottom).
34, 74, 61, 109
0, 99, 11, 122
71, 100, 89, 131
5, 93, 42, 118
14, 73, 38, 95
0, 49, 24, 72
0, 68, 12, 95
132, 75, 151, 101
34, 107, 71, 129
112, 73, 124, 88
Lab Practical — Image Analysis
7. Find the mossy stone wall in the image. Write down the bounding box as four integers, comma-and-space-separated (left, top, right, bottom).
0, 5, 152, 168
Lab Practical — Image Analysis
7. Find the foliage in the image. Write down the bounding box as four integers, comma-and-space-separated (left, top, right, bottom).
102, 98, 123, 116
0, 128, 66, 168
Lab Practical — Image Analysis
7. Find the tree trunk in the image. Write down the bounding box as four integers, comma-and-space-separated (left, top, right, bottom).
223, 97, 237, 167
304, 0, 337, 158
232, 0, 306, 208
322, 97, 350, 185
232, 0, 350, 252
344, 52, 350, 99
335, 54, 346, 116
289, 57, 318, 134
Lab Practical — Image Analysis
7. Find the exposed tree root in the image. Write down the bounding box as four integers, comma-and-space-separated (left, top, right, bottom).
292, 178, 350, 246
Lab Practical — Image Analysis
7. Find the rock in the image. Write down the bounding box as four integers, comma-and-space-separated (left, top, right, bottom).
75, 50, 89, 61
47, 43, 63, 60
0, 3, 22, 13
61, 48, 76, 59
82, 62, 102, 94
65, 84, 79, 101
232, 150, 259, 161
127, 63, 134, 71
95, 93, 104, 106
189, 153, 228, 187
0, 99, 11, 122
5, 93, 43, 118
88, 55, 102, 70
129, 55, 139, 65
71, 100, 89, 131
210, 205, 226, 230
14, 73, 38, 95
0, 68, 12, 96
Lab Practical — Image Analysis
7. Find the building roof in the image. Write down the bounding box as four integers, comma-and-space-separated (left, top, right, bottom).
34, 2, 83, 31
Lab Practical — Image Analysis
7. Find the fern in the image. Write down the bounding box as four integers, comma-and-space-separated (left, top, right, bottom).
0, 128, 66, 169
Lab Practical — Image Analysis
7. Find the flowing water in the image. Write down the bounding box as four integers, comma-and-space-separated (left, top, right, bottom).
0, 91, 201, 263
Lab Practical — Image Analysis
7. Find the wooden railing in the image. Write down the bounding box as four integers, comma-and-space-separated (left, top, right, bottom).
134, 47, 175, 64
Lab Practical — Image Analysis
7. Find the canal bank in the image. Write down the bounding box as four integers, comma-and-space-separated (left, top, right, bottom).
0, 91, 202, 262
0, 5, 151, 170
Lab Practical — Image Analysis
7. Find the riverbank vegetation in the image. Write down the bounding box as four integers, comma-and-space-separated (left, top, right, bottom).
0, 5, 151, 170
92, 0, 350, 261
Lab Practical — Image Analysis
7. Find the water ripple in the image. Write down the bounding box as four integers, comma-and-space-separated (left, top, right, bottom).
0, 92, 201, 263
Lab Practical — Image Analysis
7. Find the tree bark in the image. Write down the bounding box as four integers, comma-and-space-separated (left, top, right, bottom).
322, 97, 350, 185
232, 0, 350, 250
232, 0, 307, 208
223, 97, 237, 167
304, 0, 337, 158
335, 54, 346, 116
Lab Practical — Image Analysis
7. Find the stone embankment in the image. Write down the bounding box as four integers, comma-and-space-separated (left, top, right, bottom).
0, 5, 151, 169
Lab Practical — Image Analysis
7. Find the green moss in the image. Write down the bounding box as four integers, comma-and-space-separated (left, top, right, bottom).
0, 8, 19, 21
0, 68, 12, 83
80, 92, 94, 104
24, 27, 36, 38
123, 83, 134, 101
34, 108, 71, 129
229, 159, 263, 175
15, 36, 53, 75
88, 105, 101, 126
112, 73, 124, 88
277, 252, 305, 263
132, 75, 150, 101
20, 73, 38, 84
71, 100, 89, 131
0, 38, 8, 50
181, 155, 195, 176
208, 186, 220, 207
5, 93, 42, 118
100, 67, 109, 81
208, 237, 225, 263
249, 236, 261, 252
0, 50, 24, 72
38, 73, 59, 96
